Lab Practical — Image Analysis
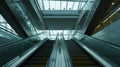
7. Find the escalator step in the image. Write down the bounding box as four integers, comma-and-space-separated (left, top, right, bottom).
21, 40, 54, 67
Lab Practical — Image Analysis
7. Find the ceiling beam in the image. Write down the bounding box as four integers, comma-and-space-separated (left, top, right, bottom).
22, 0, 47, 30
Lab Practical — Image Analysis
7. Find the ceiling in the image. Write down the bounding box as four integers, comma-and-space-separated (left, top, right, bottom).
1, 0, 119, 39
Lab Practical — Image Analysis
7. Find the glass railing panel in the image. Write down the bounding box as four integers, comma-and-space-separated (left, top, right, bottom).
3, 38, 48, 67
0, 14, 21, 40
0, 14, 18, 35
0, 33, 46, 66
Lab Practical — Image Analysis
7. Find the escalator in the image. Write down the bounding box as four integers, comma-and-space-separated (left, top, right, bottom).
66, 40, 101, 67
0, 37, 38, 66
21, 40, 54, 67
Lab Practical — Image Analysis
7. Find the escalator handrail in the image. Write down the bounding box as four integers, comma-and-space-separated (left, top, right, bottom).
0, 32, 44, 49
73, 38, 119, 67
46, 33, 72, 67
61, 33, 73, 67
2, 38, 48, 67
46, 33, 59, 67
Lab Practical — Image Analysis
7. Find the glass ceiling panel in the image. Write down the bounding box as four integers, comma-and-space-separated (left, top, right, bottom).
78, 2, 86, 9
61, 1, 67, 10
38, 0, 87, 10
50, 1, 56, 10
67, 2, 74, 10
43, 0, 49, 10
73, 2, 79, 10
55, 1, 60, 10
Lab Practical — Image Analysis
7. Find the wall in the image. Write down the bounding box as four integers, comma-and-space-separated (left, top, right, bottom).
44, 18, 77, 30
92, 19, 120, 46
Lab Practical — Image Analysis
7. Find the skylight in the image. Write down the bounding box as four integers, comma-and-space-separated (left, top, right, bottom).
37, 0, 86, 10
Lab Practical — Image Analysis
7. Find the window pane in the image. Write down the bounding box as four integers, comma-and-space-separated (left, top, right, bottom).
50, 1, 56, 10
61, 1, 67, 10
39, 0, 85, 10
67, 2, 74, 10
55, 1, 60, 10
73, 2, 79, 10
79, 2, 86, 9
44, 1, 49, 10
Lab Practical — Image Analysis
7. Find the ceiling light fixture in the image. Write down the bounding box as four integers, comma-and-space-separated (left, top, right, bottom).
112, 2, 115, 5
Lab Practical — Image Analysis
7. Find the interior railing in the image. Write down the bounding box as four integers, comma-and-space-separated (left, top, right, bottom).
46, 33, 72, 67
